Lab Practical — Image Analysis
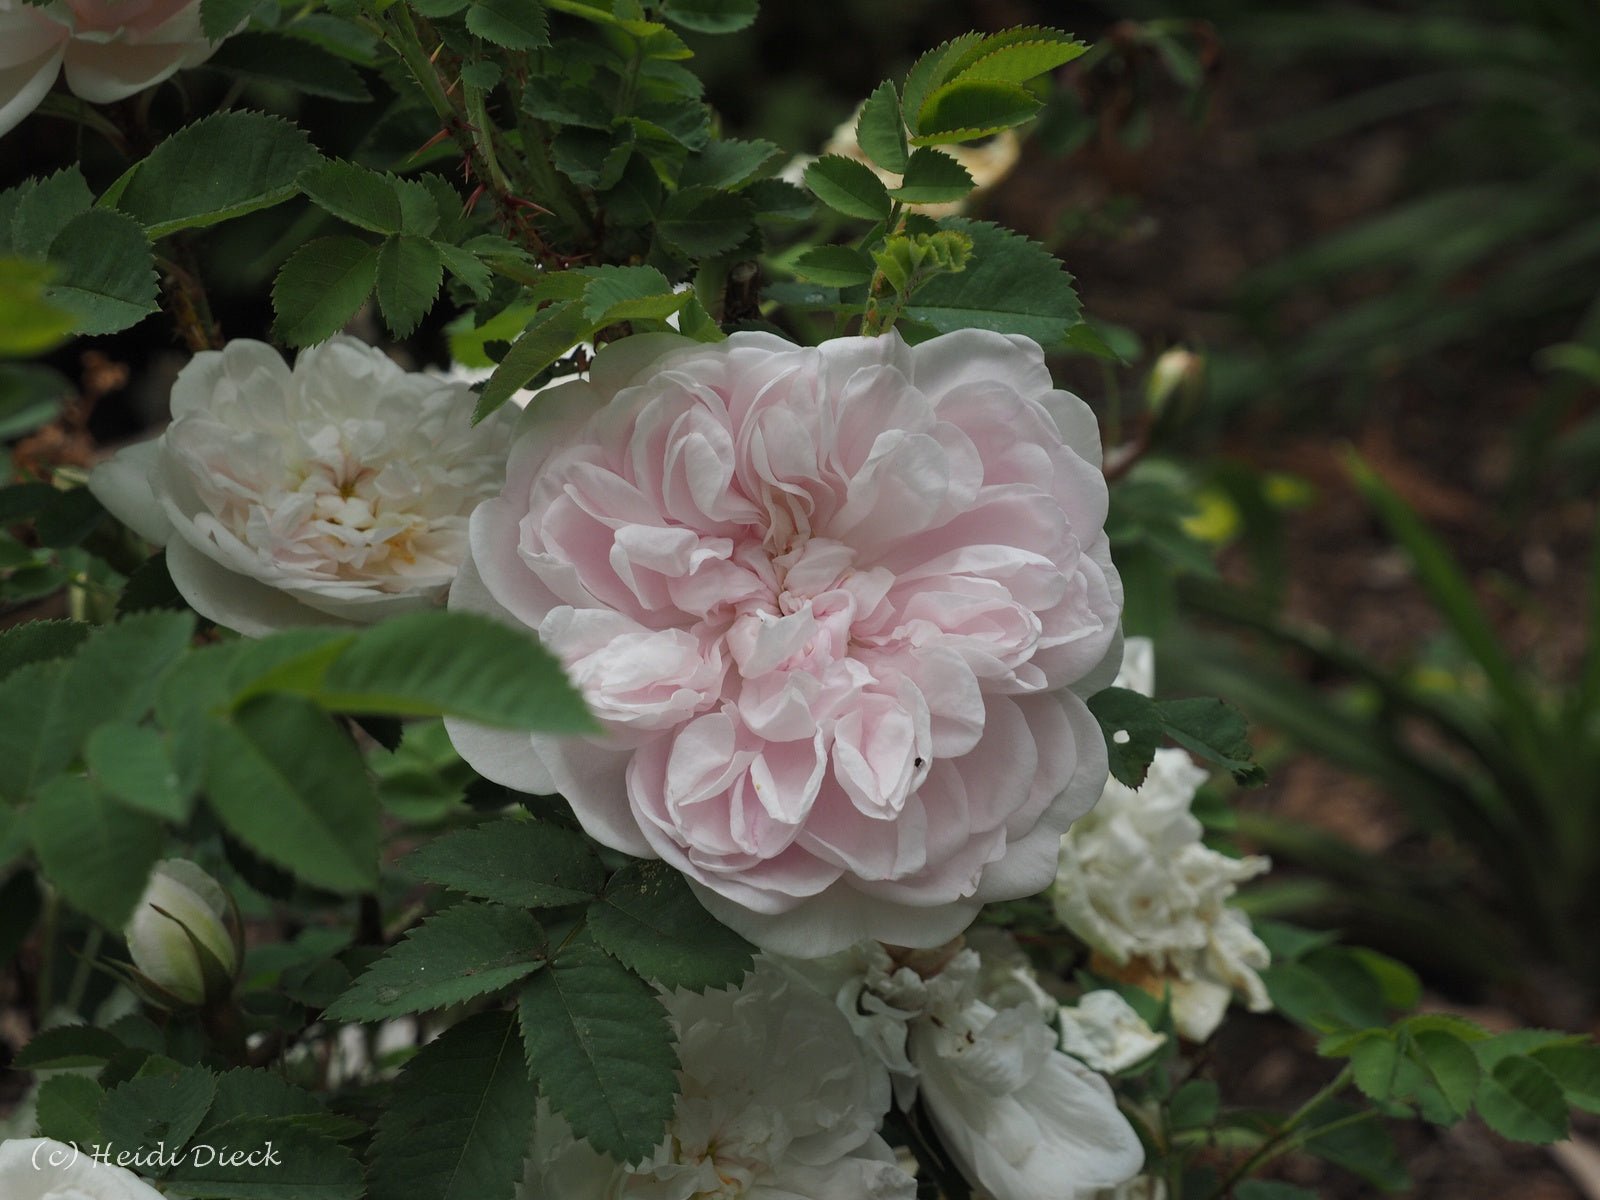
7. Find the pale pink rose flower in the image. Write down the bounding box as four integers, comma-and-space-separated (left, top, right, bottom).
0, 0, 228, 139
449, 330, 1123, 956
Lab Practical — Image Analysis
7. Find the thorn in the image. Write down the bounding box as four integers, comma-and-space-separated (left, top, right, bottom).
408, 126, 452, 162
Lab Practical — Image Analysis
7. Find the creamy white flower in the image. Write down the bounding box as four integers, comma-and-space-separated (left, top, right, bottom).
0, 1138, 165, 1200
89, 337, 514, 636
1112, 636, 1155, 697
1054, 640, 1272, 1041
0, 0, 231, 139
788, 942, 1143, 1200
519, 959, 915, 1200
966, 926, 1062, 1020
124, 859, 237, 1007
1057, 991, 1165, 1074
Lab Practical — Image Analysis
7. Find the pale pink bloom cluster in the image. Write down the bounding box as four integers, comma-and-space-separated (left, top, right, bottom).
0, 0, 227, 138
450, 329, 1123, 955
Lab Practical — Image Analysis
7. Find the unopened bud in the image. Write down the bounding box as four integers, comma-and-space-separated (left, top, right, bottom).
1145, 347, 1203, 415
124, 860, 239, 1008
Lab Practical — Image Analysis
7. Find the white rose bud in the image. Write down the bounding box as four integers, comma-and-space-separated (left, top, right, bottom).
124, 860, 239, 1008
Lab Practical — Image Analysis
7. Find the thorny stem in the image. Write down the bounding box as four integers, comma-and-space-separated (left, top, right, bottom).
157, 243, 223, 352
1206, 1065, 1355, 1198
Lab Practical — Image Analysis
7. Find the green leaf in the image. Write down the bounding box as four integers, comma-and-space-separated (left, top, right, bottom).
405, 818, 605, 907
681, 138, 782, 190
1168, 1079, 1220, 1129
744, 179, 814, 223
1351, 947, 1421, 1011
15, 1024, 126, 1069
1086, 686, 1163, 787
905, 218, 1079, 343
1350, 1033, 1403, 1102
889, 147, 974, 204
476, 301, 592, 420
436, 243, 493, 299
115, 112, 320, 239
803, 155, 891, 222
367, 1011, 538, 1200
44, 209, 158, 335
204, 33, 371, 102
118, 551, 186, 616
658, 0, 757, 33
203, 695, 380, 893
164, 1118, 364, 1199
198, 1068, 344, 1137
29, 775, 166, 928
299, 160, 404, 234
101, 1065, 217, 1156
467, 0, 549, 49
1532, 1044, 1600, 1115
1410, 1030, 1480, 1119
11, 167, 93, 257
911, 79, 1041, 144
0, 619, 87, 682
35, 1075, 105, 1147
35, 486, 104, 548
327, 903, 546, 1021
657, 187, 755, 258
200, 0, 260, 40
272, 236, 378, 347
856, 80, 908, 173
588, 860, 754, 990
0, 611, 193, 803
1476, 1055, 1570, 1143
581, 265, 689, 323
1157, 696, 1266, 787
376, 235, 443, 337
792, 244, 875, 287
900, 34, 986, 136
517, 940, 679, 1163
950, 35, 1088, 86
87, 721, 192, 822
302, 610, 595, 731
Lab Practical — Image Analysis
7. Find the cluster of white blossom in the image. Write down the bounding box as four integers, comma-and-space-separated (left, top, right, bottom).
1053, 639, 1273, 1041
782, 938, 1147, 1200
518, 960, 917, 1199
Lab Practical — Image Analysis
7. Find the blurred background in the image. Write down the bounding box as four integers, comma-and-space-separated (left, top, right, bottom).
5, 2, 1599, 1192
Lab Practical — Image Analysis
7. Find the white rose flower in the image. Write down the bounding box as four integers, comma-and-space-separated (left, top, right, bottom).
1054, 640, 1272, 1042
123, 859, 238, 1007
0, 0, 231, 139
519, 959, 916, 1200
1057, 991, 1166, 1074
89, 337, 514, 637
0, 1138, 165, 1200
966, 926, 1064, 1020
786, 942, 1144, 1200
